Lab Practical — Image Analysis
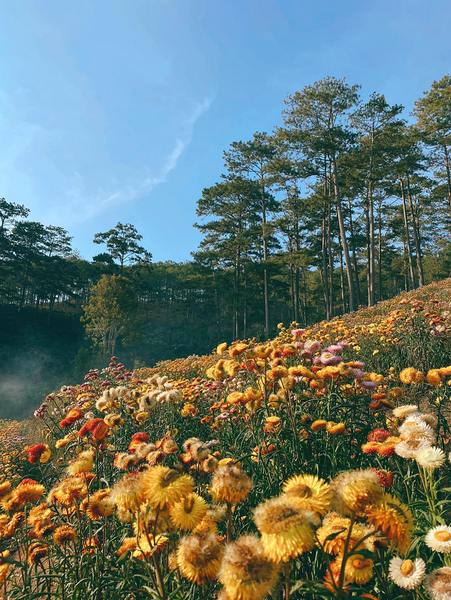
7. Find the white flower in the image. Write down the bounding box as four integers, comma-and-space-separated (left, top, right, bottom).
399, 420, 435, 441
409, 411, 438, 429
393, 404, 418, 419
425, 526, 451, 553
395, 438, 431, 459
416, 446, 446, 470
388, 556, 425, 589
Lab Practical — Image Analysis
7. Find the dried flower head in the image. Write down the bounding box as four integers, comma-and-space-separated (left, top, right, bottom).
53, 525, 77, 546
86, 489, 114, 520
218, 535, 278, 600
67, 450, 94, 476
330, 470, 381, 515
28, 542, 48, 565
177, 530, 223, 584
210, 465, 253, 505
425, 567, 451, 600
110, 471, 146, 512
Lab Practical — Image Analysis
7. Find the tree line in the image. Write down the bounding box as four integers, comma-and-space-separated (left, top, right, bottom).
1, 75, 451, 359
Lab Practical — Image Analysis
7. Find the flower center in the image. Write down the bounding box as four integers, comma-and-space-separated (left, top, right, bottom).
352, 558, 371, 570
184, 495, 195, 514
434, 530, 451, 542
161, 469, 180, 487
289, 484, 312, 498
400, 560, 414, 576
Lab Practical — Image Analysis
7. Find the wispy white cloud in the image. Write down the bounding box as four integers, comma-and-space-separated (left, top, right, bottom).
58, 95, 215, 222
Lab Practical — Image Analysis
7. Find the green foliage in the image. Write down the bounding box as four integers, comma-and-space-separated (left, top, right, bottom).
82, 275, 140, 356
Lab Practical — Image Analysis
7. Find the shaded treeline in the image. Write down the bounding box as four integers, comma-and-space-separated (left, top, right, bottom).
1, 74, 451, 417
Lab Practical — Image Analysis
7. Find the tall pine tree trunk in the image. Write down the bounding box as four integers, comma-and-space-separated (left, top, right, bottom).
321, 210, 330, 321
261, 183, 269, 334
348, 198, 361, 308
331, 153, 355, 311
399, 177, 416, 288
444, 145, 451, 218
406, 176, 424, 287
327, 201, 334, 319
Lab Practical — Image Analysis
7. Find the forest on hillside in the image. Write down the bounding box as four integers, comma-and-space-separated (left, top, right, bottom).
1, 74, 450, 418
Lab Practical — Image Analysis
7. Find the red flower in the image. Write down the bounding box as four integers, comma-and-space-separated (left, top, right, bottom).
92, 421, 109, 441
26, 444, 48, 464
19, 478, 39, 486
370, 468, 393, 488
367, 428, 391, 443
59, 408, 84, 428
129, 432, 150, 452
78, 418, 103, 437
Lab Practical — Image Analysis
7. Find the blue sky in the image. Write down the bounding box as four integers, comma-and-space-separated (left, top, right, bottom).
0, 0, 449, 262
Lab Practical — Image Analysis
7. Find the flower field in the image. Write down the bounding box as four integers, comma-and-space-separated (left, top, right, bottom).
3, 280, 451, 599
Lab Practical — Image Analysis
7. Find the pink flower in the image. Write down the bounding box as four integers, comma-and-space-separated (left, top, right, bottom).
325, 345, 343, 355
291, 329, 306, 338
304, 340, 321, 353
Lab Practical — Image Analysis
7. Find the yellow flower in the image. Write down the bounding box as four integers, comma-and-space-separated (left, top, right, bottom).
399, 367, 424, 384
67, 451, 94, 476
335, 553, 373, 585
330, 470, 382, 516
169, 493, 207, 531
53, 525, 77, 546
282, 474, 331, 516
366, 494, 413, 553
143, 466, 194, 509
133, 534, 168, 558
427, 369, 443, 386
253, 495, 316, 562
85, 489, 114, 520
216, 342, 227, 354
218, 535, 278, 600
311, 420, 327, 432
177, 530, 223, 583
110, 471, 146, 512
55, 438, 70, 449
210, 465, 252, 505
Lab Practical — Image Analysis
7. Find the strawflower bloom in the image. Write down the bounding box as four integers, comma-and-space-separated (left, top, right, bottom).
28, 542, 48, 565
388, 556, 425, 589
330, 470, 382, 515
282, 473, 331, 516
425, 525, 451, 553
218, 535, 278, 600
416, 446, 446, 469
393, 405, 418, 419
177, 529, 223, 584
143, 466, 194, 509
169, 493, 208, 531
110, 471, 146, 512
210, 465, 253, 505
53, 525, 77, 546
395, 438, 432, 459
425, 567, 451, 600
67, 450, 94, 475
253, 495, 317, 562
26, 444, 51, 464
334, 553, 373, 585
366, 493, 413, 553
